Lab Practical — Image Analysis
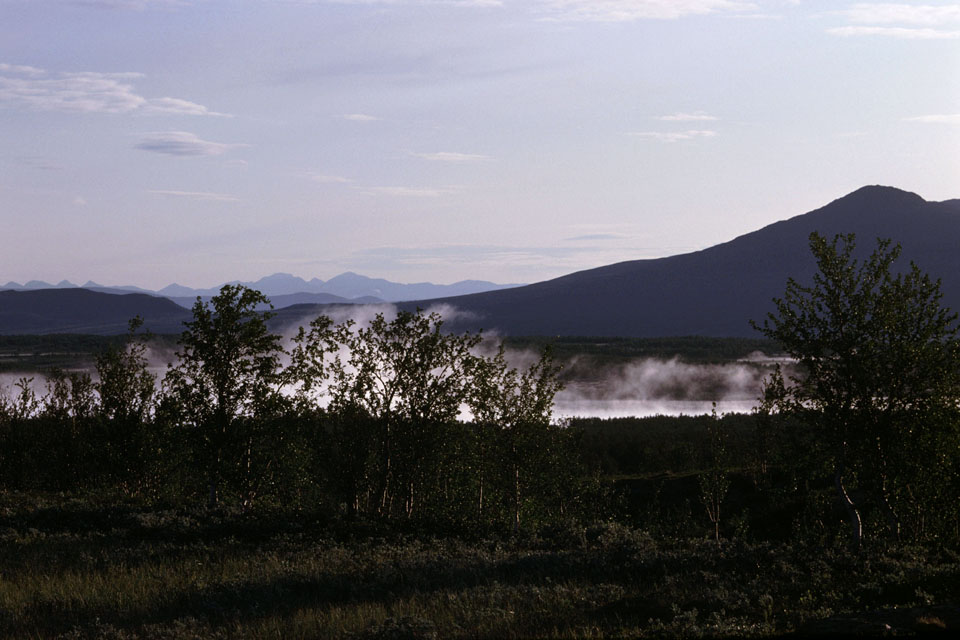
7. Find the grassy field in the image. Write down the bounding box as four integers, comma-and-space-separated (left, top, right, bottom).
2, 493, 958, 639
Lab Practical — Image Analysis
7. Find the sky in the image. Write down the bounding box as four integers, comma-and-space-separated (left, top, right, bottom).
1, 0, 959, 290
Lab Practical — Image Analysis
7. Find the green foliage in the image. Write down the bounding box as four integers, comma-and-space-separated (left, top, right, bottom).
287, 309, 575, 529
161, 285, 288, 509
96, 317, 156, 424
755, 232, 960, 546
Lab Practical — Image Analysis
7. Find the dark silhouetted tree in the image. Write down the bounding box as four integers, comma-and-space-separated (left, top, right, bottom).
162, 285, 285, 509
755, 232, 960, 547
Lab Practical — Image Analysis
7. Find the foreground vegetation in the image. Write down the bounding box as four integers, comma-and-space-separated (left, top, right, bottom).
2, 233, 960, 637
2, 493, 959, 639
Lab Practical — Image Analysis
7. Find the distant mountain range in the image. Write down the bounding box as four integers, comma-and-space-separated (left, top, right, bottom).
0, 272, 523, 307
4, 186, 960, 337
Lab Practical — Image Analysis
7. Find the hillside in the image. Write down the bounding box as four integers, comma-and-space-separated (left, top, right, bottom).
393, 186, 960, 337
0, 289, 192, 335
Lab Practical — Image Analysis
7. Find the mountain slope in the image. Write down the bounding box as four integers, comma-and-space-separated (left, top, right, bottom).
397, 186, 960, 337
5, 186, 957, 338
0, 289, 192, 335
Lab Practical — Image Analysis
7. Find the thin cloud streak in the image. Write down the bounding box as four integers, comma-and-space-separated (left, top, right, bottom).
411, 151, 491, 163
366, 186, 458, 197
72, 0, 191, 9
305, 0, 502, 6
0, 63, 229, 115
306, 173, 353, 183
0, 63, 45, 75
537, 0, 758, 22
145, 97, 232, 117
148, 190, 241, 202
564, 233, 630, 241
628, 130, 717, 142
350, 242, 694, 272
827, 25, 960, 39
904, 113, 960, 124
839, 3, 960, 27
135, 131, 248, 156
657, 112, 719, 121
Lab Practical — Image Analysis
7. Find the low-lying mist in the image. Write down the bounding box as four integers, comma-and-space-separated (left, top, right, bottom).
552, 357, 778, 418
1, 303, 790, 419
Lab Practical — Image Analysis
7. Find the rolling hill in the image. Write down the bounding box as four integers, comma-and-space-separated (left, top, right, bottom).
0, 289, 192, 335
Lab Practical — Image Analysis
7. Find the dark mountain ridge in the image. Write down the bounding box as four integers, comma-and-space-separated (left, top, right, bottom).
0, 289, 192, 336
392, 186, 960, 337
3, 186, 957, 337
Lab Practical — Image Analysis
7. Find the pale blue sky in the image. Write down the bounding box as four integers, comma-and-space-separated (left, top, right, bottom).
1, 0, 958, 288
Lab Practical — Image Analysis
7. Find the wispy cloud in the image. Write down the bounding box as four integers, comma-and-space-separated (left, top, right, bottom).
838, 4, 960, 26
628, 129, 717, 142
341, 113, 381, 121
71, 0, 190, 9
305, 0, 502, 6
0, 63, 44, 75
411, 151, 491, 163
367, 186, 458, 197
353, 244, 585, 269
148, 189, 241, 202
305, 172, 353, 183
827, 25, 960, 39
657, 112, 719, 122
348, 242, 688, 278
564, 232, 630, 241
19, 155, 63, 171
904, 113, 960, 124
144, 97, 231, 117
0, 63, 229, 115
829, 3, 960, 39
537, 0, 757, 22
135, 131, 248, 156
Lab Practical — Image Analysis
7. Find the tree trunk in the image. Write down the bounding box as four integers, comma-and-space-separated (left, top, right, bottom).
478, 472, 484, 521
835, 459, 862, 551
876, 440, 901, 542
378, 421, 392, 517
208, 474, 219, 509
207, 445, 221, 509
477, 431, 486, 522
513, 452, 521, 534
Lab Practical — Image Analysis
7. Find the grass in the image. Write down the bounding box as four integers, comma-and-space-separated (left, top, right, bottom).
2, 494, 958, 639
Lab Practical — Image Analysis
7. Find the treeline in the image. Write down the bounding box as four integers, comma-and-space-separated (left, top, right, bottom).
503, 335, 782, 364
5, 229, 960, 551
0, 286, 592, 532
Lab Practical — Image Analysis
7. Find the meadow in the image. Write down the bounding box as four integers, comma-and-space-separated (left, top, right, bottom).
3, 491, 959, 639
